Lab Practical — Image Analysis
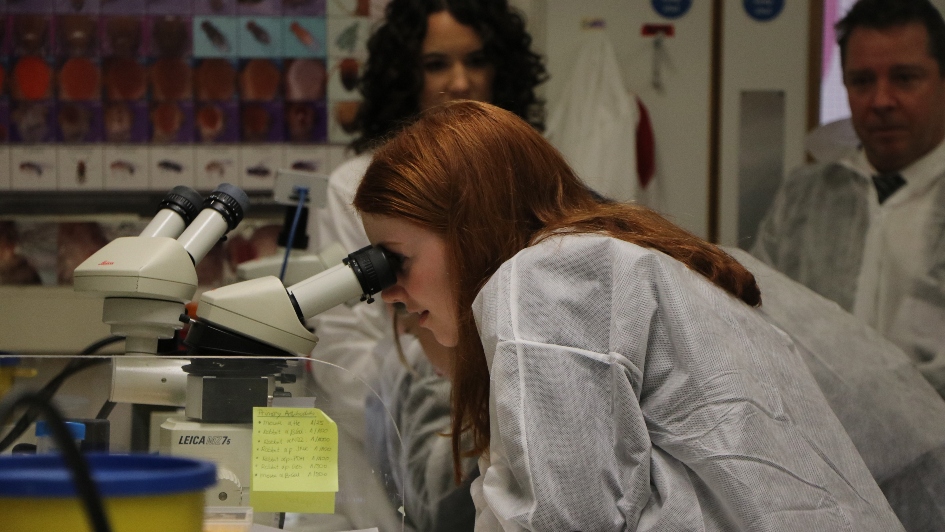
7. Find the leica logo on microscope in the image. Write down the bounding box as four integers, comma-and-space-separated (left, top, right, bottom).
178, 435, 231, 445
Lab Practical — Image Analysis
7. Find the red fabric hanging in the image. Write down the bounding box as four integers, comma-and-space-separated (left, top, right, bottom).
635, 97, 656, 189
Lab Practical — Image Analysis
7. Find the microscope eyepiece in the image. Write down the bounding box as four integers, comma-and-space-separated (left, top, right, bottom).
283, 244, 398, 320
176, 183, 250, 264
140, 186, 205, 238
344, 245, 398, 297
159, 186, 204, 225
205, 183, 250, 231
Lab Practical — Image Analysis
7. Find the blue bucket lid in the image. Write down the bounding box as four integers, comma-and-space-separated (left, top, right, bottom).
0, 453, 217, 498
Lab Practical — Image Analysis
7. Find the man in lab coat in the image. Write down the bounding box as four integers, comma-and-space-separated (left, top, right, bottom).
753, 0, 945, 397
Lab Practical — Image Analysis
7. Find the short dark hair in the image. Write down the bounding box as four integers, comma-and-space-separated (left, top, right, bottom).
836, 0, 945, 75
349, 0, 548, 154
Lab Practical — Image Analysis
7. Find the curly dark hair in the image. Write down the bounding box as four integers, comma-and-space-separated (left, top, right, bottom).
349, 0, 547, 154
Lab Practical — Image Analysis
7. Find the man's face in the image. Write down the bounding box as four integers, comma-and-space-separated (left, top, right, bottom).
843, 22, 945, 173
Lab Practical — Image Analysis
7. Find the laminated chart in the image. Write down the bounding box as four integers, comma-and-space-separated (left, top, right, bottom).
0, 0, 373, 192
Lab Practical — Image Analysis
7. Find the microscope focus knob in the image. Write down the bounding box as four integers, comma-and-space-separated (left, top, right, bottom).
208, 467, 243, 506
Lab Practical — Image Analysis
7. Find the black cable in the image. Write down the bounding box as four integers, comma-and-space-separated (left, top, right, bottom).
0, 390, 113, 532
78, 336, 124, 357
0, 336, 121, 452
96, 401, 117, 420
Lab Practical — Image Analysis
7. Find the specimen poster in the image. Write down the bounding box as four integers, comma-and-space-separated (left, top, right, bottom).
0, 0, 377, 191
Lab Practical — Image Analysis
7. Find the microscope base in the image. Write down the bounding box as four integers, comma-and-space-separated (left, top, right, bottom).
159, 416, 252, 507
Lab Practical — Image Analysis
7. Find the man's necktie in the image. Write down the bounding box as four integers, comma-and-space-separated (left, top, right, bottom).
872, 173, 906, 204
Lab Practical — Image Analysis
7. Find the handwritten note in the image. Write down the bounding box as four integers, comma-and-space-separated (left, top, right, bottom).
250, 407, 339, 513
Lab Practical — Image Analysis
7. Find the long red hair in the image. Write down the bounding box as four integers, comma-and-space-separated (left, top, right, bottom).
354, 100, 760, 480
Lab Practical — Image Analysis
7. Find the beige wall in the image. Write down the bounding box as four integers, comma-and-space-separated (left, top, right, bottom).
540, 0, 715, 238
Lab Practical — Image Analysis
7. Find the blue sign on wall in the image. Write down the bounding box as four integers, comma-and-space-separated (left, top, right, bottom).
744, 0, 784, 22
651, 0, 692, 19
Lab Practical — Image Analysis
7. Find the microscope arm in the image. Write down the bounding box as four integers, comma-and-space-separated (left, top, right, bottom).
185, 245, 398, 357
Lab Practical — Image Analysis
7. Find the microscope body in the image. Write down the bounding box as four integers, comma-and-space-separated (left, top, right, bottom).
73, 236, 198, 355
163, 244, 398, 506
73, 184, 247, 356
70, 183, 397, 511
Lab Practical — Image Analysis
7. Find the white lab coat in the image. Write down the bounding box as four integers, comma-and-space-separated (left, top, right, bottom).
546, 32, 644, 203
729, 247, 945, 531
289, 152, 401, 531
365, 333, 477, 531
470, 234, 903, 531
308, 152, 389, 446
309, 152, 470, 531
752, 141, 945, 395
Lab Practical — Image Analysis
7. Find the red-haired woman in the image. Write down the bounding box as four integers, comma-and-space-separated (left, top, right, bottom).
309, 2, 547, 529
354, 100, 904, 531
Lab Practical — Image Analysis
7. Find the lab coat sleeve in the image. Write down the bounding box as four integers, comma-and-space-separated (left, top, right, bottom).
473, 235, 904, 532
306, 153, 390, 444
727, 247, 945, 531
750, 165, 802, 270
368, 332, 478, 531
398, 358, 464, 530
364, 334, 461, 531
473, 240, 652, 531
750, 162, 841, 270
314, 153, 374, 254
482, 345, 647, 531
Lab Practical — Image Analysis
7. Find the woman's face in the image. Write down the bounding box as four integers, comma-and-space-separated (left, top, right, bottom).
419, 10, 495, 111
362, 213, 459, 347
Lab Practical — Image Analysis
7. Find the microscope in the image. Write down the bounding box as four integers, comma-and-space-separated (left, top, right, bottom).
73, 184, 250, 409
73, 184, 399, 507
73, 184, 247, 357
161, 243, 396, 506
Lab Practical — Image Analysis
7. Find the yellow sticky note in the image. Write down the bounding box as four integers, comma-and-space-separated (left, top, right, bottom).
250, 490, 336, 514
251, 407, 339, 493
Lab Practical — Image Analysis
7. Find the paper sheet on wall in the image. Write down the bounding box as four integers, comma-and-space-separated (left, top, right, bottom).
250, 407, 339, 513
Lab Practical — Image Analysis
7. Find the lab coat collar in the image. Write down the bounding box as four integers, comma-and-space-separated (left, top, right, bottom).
842, 137, 945, 204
